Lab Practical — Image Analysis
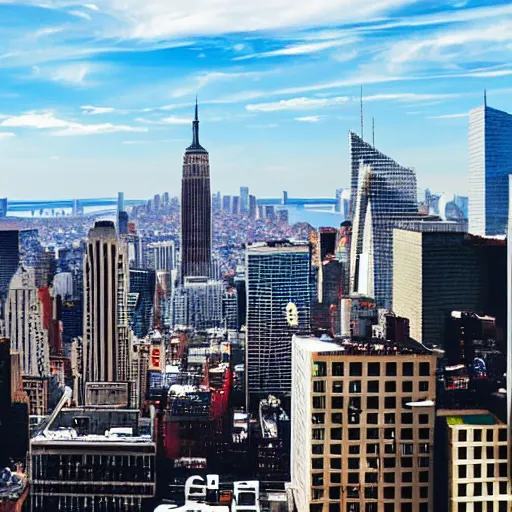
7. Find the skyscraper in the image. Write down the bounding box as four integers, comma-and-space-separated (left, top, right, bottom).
469, 99, 512, 236
83, 221, 126, 387
240, 186, 249, 214
0, 228, 19, 304
5, 266, 49, 377
246, 241, 312, 405
349, 132, 419, 308
180, 100, 212, 279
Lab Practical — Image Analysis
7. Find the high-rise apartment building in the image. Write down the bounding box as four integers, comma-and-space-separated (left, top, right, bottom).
246, 241, 312, 404
393, 223, 506, 347
249, 195, 257, 219
222, 195, 231, 213
5, 266, 49, 378
240, 186, 249, 214
0, 228, 19, 304
180, 101, 212, 279
148, 241, 175, 271
129, 268, 155, 338
291, 335, 437, 512
232, 195, 240, 215
436, 409, 510, 512
83, 221, 126, 387
469, 100, 512, 236
349, 132, 419, 308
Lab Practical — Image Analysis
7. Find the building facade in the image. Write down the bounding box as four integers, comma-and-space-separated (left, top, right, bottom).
180, 101, 212, 279
291, 335, 437, 512
0, 228, 19, 304
148, 241, 175, 271
349, 132, 419, 309
246, 241, 312, 404
469, 101, 512, 236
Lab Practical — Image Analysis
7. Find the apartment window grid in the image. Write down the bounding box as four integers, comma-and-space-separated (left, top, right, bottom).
450, 424, 511, 512
310, 356, 435, 512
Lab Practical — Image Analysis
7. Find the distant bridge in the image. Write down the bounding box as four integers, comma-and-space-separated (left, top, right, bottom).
5, 197, 146, 214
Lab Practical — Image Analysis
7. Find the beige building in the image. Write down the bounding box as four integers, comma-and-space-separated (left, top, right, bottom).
440, 409, 511, 512
392, 225, 484, 345
291, 335, 437, 512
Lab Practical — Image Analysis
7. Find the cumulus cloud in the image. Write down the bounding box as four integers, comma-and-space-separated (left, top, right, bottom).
246, 96, 349, 112
295, 115, 322, 122
0, 111, 147, 136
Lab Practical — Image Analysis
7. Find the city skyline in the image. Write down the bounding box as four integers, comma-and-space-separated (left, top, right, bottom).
0, 1, 511, 198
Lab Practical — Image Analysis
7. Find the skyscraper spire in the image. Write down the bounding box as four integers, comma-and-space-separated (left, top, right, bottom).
484, 89, 487, 107
187, 97, 206, 153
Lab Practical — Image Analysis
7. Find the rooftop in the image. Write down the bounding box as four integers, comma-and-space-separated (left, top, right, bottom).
438, 409, 504, 426
294, 335, 433, 356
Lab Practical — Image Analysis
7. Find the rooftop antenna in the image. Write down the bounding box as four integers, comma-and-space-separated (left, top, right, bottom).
372, 117, 375, 147
360, 86, 364, 140
484, 89, 487, 107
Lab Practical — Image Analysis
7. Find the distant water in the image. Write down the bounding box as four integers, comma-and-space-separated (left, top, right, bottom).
285, 206, 344, 228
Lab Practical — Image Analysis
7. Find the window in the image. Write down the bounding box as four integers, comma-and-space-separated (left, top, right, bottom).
367, 413, 378, 425
331, 458, 342, 470
329, 487, 341, 500
386, 362, 397, 376
365, 487, 378, 499
474, 465, 481, 478
419, 443, 430, 454
401, 443, 414, 456
330, 473, 341, 484
350, 362, 362, 376
401, 505, 412, 512
330, 444, 342, 455
349, 445, 360, 454
332, 413, 342, 425
459, 430, 467, 442
401, 487, 413, 499
332, 381, 343, 393
312, 473, 324, 486
367, 381, 379, 393
499, 482, 507, 495
365, 473, 378, 483
458, 504, 466, 512
385, 397, 396, 409
402, 472, 413, 483
458, 447, 467, 460
402, 397, 412, 409
401, 428, 413, 440
474, 447, 482, 459
385, 381, 396, 393
402, 381, 413, 393
349, 381, 362, 393
313, 380, 325, 393
310, 505, 323, 512
367, 444, 378, 454
329, 505, 339, 512
401, 457, 413, 468
365, 504, 378, 512
458, 484, 467, 497
499, 463, 507, 477
383, 457, 396, 468
487, 482, 493, 496
486, 446, 494, 459
419, 428, 430, 440
402, 362, 414, 376
367, 397, 379, 409
312, 458, 323, 470
499, 445, 507, 459
420, 486, 429, 499
474, 482, 482, 496
383, 472, 395, 483
385, 428, 395, 440
313, 362, 327, 377
419, 471, 429, 483
419, 457, 430, 468
331, 397, 344, 409
458, 465, 467, 479
419, 414, 429, 425
383, 487, 395, 499
487, 430, 494, 442
348, 458, 360, 470
474, 429, 482, 442
312, 428, 325, 440
347, 487, 359, 499
312, 413, 325, 425
384, 444, 395, 455
384, 413, 395, 424
349, 428, 361, 441
401, 413, 413, 424
367, 428, 379, 440
348, 473, 359, 484
312, 444, 324, 455
368, 362, 380, 376
312, 489, 324, 501
419, 381, 429, 392
313, 396, 325, 409
332, 362, 344, 376
347, 504, 360, 512
499, 429, 507, 442
367, 458, 378, 469
419, 362, 430, 376
331, 428, 342, 440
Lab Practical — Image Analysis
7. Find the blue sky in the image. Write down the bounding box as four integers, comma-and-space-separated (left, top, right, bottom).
0, 0, 511, 200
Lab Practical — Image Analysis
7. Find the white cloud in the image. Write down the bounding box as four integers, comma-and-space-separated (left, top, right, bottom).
295, 115, 322, 122
81, 105, 116, 115
0, 132, 15, 139
68, 10, 92, 20
83, 3, 100, 11
232, 44, 245, 52
136, 115, 191, 124
364, 92, 457, 102
0, 111, 147, 136
34, 26, 65, 38
246, 96, 349, 112
51, 63, 90, 85
427, 113, 468, 119
236, 38, 356, 60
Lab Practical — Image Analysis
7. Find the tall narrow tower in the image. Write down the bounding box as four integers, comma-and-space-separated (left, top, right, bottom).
180, 100, 212, 279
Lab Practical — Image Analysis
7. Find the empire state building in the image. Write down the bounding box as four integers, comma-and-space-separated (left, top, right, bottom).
180, 101, 212, 279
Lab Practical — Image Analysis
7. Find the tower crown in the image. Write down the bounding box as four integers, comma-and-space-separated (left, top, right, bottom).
186, 98, 207, 153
